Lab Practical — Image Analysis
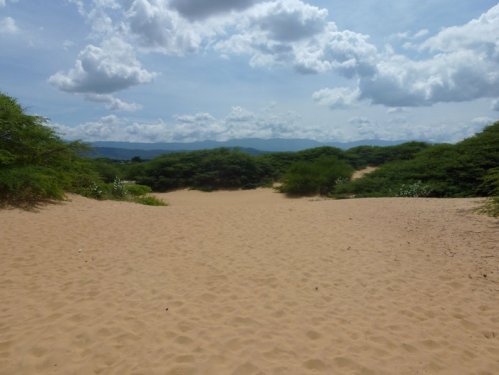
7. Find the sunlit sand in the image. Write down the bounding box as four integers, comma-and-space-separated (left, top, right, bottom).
1, 189, 498, 374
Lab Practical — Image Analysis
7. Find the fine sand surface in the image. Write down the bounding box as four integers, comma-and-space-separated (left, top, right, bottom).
1, 189, 498, 375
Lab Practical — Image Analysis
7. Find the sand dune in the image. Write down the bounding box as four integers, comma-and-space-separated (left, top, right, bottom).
1, 189, 498, 374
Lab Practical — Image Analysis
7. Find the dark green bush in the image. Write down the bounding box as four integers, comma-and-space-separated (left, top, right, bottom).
125, 183, 152, 197
345, 142, 430, 169
131, 148, 271, 192
134, 195, 167, 206
278, 156, 353, 196
0, 166, 65, 204
0, 92, 99, 206
335, 122, 499, 198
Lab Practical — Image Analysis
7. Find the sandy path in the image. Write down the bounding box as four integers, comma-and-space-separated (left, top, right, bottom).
0, 190, 498, 374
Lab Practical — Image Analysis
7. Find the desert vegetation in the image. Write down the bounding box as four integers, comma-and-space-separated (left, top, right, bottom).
0, 93, 165, 207
1, 92, 497, 214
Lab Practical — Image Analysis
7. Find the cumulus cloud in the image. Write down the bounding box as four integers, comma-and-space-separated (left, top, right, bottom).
85, 94, 142, 111
215, 0, 377, 76
125, 0, 202, 54
251, 0, 328, 42
312, 87, 359, 109
386, 107, 409, 114
174, 112, 216, 124
52, 105, 320, 142
226, 106, 255, 122
420, 5, 499, 53
413, 29, 429, 39
0, 17, 18, 34
169, 0, 261, 20
49, 37, 156, 94
315, 4, 499, 109
471, 116, 495, 126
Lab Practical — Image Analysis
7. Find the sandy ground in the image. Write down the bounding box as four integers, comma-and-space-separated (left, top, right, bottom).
1, 189, 498, 375
351, 166, 378, 180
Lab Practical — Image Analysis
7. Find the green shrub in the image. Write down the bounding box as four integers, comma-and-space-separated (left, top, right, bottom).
134, 195, 167, 206
124, 183, 152, 197
478, 196, 499, 217
478, 167, 499, 196
334, 122, 499, 198
0, 166, 65, 205
0, 92, 98, 206
110, 177, 128, 199
278, 156, 353, 196
397, 181, 433, 197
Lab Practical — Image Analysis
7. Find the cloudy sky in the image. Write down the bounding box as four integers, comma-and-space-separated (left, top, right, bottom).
1, 0, 498, 143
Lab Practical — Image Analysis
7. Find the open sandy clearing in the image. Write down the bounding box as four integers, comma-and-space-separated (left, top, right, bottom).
0, 189, 498, 374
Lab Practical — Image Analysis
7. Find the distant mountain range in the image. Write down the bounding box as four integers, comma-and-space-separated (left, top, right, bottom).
87, 138, 410, 160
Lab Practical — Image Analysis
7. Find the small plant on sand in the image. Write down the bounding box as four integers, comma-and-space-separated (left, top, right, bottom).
134, 195, 167, 206
125, 183, 152, 197
111, 177, 128, 199
397, 181, 432, 197
478, 196, 499, 217
85, 182, 105, 199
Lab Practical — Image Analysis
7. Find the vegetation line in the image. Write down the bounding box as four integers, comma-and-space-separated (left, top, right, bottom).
1, 92, 497, 215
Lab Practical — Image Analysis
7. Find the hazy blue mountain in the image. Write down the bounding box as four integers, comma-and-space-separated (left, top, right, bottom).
86, 146, 266, 160
90, 138, 408, 157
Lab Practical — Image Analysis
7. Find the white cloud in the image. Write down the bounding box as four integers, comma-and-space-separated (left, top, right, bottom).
169, 0, 261, 20
315, 4, 499, 108
49, 37, 156, 94
250, 0, 328, 42
312, 87, 359, 109
420, 4, 499, 53
84, 93, 142, 111
492, 99, 499, 111
52, 105, 319, 142
225, 106, 255, 122
214, 0, 377, 75
471, 116, 495, 126
0, 17, 18, 34
174, 112, 216, 124
62, 40, 75, 50
124, 0, 203, 55
386, 107, 409, 114
413, 28, 429, 39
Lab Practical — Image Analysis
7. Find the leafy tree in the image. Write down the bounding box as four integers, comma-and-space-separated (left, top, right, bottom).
279, 156, 353, 196
335, 122, 499, 197
0, 93, 97, 205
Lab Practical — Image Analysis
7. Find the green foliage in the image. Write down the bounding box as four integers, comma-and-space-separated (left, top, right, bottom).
335, 122, 499, 198
89, 158, 125, 183
130, 148, 272, 192
258, 146, 346, 179
345, 142, 430, 169
133, 195, 167, 206
478, 167, 499, 196
0, 166, 65, 205
0, 92, 98, 206
396, 181, 433, 197
110, 177, 128, 199
125, 183, 152, 197
278, 156, 353, 196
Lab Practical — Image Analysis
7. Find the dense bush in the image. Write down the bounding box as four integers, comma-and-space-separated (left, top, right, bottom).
278, 156, 353, 196
0, 93, 98, 206
345, 142, 430, 169
334, 122, 499, 198
129, 148, 273, 192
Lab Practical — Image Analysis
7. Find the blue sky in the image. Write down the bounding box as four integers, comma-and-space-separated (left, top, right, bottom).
1, 0, 498, 143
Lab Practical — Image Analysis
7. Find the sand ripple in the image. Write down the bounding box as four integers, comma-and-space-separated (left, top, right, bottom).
1, 190, 498, 374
